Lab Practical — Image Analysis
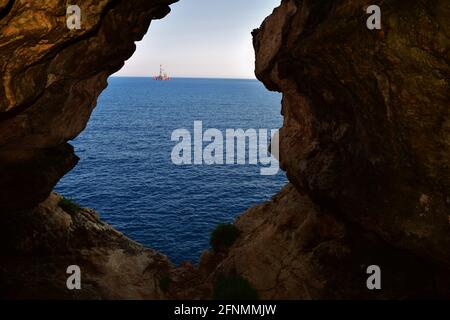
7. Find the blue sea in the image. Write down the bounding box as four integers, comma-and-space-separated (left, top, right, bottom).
56, 77, 287, 264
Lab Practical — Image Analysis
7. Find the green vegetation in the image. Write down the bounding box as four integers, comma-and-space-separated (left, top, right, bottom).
58, 197, 82, 215
210, 223, 240, 252
159, 276, 172, 291
213, 274, 259, 300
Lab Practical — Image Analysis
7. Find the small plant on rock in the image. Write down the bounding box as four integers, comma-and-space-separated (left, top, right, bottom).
58, 197, 82, 215
159, 275, 172, 292
213, 274, 259, 300
210, 223, 240, 253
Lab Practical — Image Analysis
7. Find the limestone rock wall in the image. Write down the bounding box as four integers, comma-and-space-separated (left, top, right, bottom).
0, 0, 177, 299
255, 0, 450, 268
205, 0, 450, 298
0, 0, 176, 211
0, 193, 171, 299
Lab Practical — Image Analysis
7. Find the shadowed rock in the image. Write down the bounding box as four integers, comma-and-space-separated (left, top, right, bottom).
0, 0, 177, 299
209, 0, 449, 298
0, 0, 177, 211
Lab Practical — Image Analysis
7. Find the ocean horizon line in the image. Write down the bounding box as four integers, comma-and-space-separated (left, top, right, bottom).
111, 75, 258, 81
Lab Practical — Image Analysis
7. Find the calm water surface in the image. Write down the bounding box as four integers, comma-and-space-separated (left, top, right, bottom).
56, 77, 287, 264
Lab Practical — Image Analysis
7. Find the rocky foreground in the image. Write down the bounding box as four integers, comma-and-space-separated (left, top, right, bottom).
0, 0, 449, 299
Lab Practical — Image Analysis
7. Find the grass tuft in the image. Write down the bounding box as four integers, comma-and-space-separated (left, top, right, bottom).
159, 276, 172, 292
213, 274, 259, 300
58, 197, 82, 215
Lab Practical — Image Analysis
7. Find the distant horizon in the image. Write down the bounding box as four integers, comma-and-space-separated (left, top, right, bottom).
114, 0, 280, 79
111, 75, 259, 80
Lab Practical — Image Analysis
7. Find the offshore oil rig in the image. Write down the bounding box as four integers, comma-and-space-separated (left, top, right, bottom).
153, 64, 171, 81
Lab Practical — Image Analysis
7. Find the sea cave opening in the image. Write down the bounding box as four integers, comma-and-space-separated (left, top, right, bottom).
55, 0, 286, 265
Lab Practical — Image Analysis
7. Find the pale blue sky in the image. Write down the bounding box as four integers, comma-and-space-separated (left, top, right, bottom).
115, 0, 280, 79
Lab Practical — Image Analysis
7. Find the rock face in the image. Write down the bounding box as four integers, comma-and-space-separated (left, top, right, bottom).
0, 0, 176, 211
0, 193, 171, 299
261, 0, 450, 267
205, 0, 449, 298
206, 185, 449, 299
1, 0, 449, 299
0, 0, 177, 299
